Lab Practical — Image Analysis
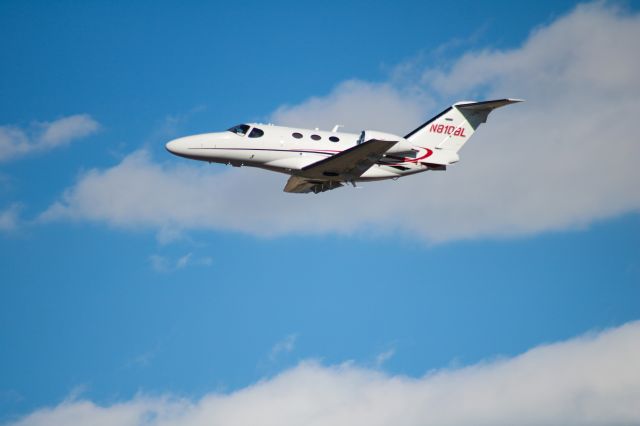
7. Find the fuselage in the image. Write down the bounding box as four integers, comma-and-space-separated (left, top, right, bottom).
165, 123, 434, 181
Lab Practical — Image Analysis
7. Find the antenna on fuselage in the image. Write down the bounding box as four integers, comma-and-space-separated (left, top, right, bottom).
331, 124, 343, 132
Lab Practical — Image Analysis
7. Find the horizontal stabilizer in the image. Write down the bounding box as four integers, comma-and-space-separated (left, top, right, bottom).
455, 98, 523, 111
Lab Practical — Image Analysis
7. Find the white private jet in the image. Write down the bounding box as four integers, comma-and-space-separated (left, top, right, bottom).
166, 99, 522, 193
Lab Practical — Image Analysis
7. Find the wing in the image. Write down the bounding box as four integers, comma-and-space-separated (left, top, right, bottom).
300, 139, 397, 180
282, 139, 398, 194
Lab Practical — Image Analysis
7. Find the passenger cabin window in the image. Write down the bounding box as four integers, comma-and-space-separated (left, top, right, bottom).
292, 132, 303, 139
248, 127, 264, 138
311, 134, 321, 141
228, 124, 250, 136
329, 136, 339, 142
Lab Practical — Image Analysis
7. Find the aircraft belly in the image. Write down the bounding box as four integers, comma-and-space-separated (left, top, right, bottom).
181, 146, 326, 169
359, 165, 401, 180
265, 154, 326, 171
201, 149, 239, 161
199, 148, 257, 162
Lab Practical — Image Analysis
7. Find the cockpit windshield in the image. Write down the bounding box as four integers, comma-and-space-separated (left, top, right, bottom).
227, 124, 250, 136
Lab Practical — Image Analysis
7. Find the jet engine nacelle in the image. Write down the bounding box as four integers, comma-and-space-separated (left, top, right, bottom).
359, 130, 417, 157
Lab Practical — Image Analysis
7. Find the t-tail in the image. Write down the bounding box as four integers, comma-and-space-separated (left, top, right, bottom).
405, 99, 523, 153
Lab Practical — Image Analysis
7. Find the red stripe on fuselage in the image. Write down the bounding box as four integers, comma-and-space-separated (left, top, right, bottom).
384, 147, 433, 166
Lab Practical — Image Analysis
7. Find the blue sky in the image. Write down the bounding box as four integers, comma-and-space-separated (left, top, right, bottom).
1, 1, 639, 425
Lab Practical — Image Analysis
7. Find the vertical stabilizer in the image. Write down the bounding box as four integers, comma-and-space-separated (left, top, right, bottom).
405, 99, 522, 153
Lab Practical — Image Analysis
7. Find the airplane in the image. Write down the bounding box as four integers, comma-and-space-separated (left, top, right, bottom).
165, 98, 522, 193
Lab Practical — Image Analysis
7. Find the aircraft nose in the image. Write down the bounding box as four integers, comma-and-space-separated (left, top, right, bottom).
165, 138, 185, 155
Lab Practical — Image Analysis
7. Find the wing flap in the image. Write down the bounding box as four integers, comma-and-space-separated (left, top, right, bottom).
283, 176, 344, 194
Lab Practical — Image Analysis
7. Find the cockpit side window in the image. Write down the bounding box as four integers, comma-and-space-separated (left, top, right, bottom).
248, 127, 264, 138
228, 124, 250, 136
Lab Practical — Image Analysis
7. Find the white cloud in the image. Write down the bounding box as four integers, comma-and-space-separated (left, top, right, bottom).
0, 203, 22, 233
9, 320, 640, 426
0, 115, 99, 162
269, 334, 298, 362
40, 3, 640, 242
37, 150, 387, 237
271, 80, 431, 135
38, 115, 100, 148
0, 127, 30, 162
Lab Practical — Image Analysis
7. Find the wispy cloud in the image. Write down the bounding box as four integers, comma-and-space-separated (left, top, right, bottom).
39, 3, 640, 243
126, 350, 156, 368
148, 252, 212, 273
269, 334, 298, 362
0, 389, 24, 405
8, 320, 640, 426
374, 348, 395, 368
0, 115, 99, 162
0, 203, 23, 233
150, 106, 206, 141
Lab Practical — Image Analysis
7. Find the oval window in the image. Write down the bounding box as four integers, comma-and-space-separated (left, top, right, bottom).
248, 127, 264, 138
329, 136, 339, 142
292, 132, 303, 139
311, 134, 321, 141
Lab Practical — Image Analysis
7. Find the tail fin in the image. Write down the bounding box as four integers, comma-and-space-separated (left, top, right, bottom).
405, 99, 523, 153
